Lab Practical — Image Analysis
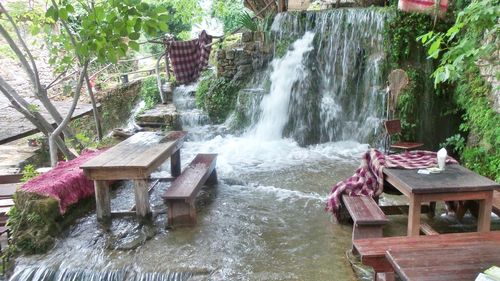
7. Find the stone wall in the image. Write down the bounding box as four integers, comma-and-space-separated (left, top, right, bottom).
215, 31, 272, 83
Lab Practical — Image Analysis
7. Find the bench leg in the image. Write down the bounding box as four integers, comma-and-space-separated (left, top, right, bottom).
206, 169, 218, 185
353, 225, 383, 240
166, 199, 196, 227
133, 179, 151, 220
94, 180, 111, 221
171, 149, 181, 177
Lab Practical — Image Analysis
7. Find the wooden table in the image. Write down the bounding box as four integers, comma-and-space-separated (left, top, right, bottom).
353, 231, 500, 278
384, 164, 499, 236
386, 241, 500, 281
80, 131, 185, 221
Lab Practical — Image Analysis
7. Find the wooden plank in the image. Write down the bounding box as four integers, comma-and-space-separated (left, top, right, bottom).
163, 154, 217, 200
407, 194, 422, 236
376, 272, 395, 281
0, 183, 17, 198
133, 179, 150, 218
0, 100, 96, 145
419, 223, 438, 235
82, 132, 163, 168
94, 180, 110, 221
342, 195, 388, 225
493, 190, 500, 216
353, 232, 500, 266
0, 171, 22, 184
477, 194, 493, 232
386, 245, 500, 281
383, 165, 499, 194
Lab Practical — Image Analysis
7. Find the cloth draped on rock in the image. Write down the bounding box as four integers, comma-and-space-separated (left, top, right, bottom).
325, 149, 458, 219
168, 30, 212, 84
21, 149, 105, 214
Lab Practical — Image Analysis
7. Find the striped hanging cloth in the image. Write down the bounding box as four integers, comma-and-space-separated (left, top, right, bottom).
398, 0, 448, 16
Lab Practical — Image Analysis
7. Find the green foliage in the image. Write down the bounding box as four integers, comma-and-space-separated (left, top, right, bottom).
140, 76, 162, 110
21, 164, 39, 183
236, 11, 258, 32
196, 73, 241, 123
396, 68, 419, 140
440, 133, 465, 155
0, 44, 16, 59
43, 0, 171, 71
384, 8, 448, 67
212, 0, 246, 33
452, 67, 500, 181
275, 38, 294, 58
417, 0, 499, 86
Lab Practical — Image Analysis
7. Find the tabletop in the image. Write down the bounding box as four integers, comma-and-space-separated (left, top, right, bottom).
80, 131, 186, 180
384, 164, 499, 194
386, 242, 500, 281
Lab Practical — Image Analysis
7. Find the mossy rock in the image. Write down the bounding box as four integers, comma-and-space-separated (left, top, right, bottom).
8, 191, 94, 255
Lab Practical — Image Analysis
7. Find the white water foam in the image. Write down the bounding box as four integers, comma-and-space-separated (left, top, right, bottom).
248, 31, 315, 140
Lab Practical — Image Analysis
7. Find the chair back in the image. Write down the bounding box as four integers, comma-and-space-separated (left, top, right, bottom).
384, 119, 402, 135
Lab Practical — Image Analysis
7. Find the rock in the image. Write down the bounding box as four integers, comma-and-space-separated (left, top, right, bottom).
216, 49, 226, 60
242, 31, 254, 43
237, 64, 253, 75
226, 50, 235, 60
135, 104, 180, 129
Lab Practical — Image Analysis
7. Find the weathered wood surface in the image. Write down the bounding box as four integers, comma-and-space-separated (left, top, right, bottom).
343, 195, 388, 225
384, 164, 499, 194
493, 190, 500, 216
94, 180, 110, 221
353, 231, 500, 274
419, 223, 438, 235
164, 154, 217, 227
343, 195, 389, 241
0, 100, 95, 145
81, 131, 186, 180
133, 179, 150, 218
163, 154, 217, 201
0, 184, 17, 199
0, 168, 22, 184
386, 243, 500, 281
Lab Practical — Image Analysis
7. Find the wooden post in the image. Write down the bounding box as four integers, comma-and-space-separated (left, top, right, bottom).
171, 149, 181, 177
477, 192, 493, 232
133, 179, 151, 219
167, 199, 197, 227
407, 194, 422, 236
94, 180, 111, 221
206, 169, 218, 185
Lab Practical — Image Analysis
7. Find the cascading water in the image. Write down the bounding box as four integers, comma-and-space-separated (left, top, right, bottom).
238, 9, 387, 145
8, 8, 399, 281
249, 32, 315, 140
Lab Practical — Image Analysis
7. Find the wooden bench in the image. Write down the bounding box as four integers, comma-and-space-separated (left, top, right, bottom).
342, 195, 389, 241
352, 231, 500, 280
493, 190, 500, 216
163, 154, 217, 227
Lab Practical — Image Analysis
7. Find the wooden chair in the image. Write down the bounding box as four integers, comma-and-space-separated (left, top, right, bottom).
383, 119, 423, 154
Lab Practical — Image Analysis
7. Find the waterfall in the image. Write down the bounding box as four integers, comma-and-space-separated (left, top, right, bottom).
248, 32, 315, 140
238, 8, 388, 145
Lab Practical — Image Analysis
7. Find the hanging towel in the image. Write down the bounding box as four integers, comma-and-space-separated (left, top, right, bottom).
398, 0, 448, 16
325, 149, 458, 220
168, 30, 212, 84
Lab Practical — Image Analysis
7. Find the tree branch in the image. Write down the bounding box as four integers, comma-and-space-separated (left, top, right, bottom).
0, 3, 42, 92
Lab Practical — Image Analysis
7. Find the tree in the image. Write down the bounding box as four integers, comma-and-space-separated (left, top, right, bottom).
0, 0, 170, 166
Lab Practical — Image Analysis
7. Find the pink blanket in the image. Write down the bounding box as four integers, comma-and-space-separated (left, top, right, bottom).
326, 149, 458, 219
21, 150, 105, 214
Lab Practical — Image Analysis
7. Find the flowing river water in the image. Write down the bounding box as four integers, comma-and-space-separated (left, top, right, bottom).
8, 8, 499, 281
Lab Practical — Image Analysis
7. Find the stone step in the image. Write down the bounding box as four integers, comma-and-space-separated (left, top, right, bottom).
135, 104, 180, 129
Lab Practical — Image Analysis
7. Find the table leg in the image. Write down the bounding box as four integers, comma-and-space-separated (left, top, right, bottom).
94, 180, 111, 221
408, 195, 422, 237
171, 149, 181, 177
477, 192, 493, 232
133, 179, 151, 219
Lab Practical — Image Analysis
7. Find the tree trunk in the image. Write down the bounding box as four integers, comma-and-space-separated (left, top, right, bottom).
50, 62, 88, 166
84, 73, 103, 140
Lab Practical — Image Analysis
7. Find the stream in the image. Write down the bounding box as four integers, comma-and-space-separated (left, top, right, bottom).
8, 7, 499, 281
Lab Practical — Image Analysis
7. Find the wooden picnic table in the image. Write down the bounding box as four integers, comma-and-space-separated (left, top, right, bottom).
80, 131, 186, 221
386, 243, 500, 281
353, 231, 500, 280
384, 164, 499, 236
